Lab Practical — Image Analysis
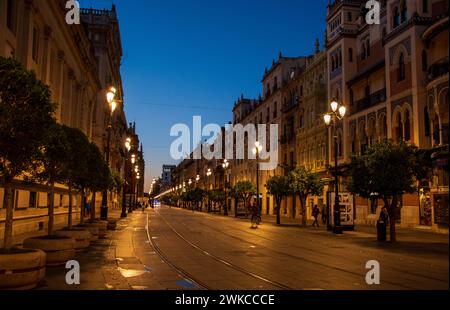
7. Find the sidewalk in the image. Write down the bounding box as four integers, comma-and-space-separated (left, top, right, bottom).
40, 210, 201, 290
0, 209, 123, 248
192, 208, 449, 246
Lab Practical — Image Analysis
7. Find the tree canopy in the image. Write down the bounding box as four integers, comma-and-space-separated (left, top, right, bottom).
265, 175, 291, 225
348, 140, 432, 241
288, 167, 324, 226
0, 57, 56, 249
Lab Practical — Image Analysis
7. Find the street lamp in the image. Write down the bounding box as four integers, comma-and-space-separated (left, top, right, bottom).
121, 137, 131, 218
222, 159, 230, 216
101, 86, 118, 220
323, 100, 346, 234
252, 141, 263, 216
206, 168, 212, 190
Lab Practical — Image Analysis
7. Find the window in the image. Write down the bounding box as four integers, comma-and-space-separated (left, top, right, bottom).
422, 50, 428, 71
32, 26, 40, 62
348, 48, 353, 62
29, 192, 37, 209
398, 53, 406, 81
404, 110, 411, 141
299, 114, 304, 128
423, 0, 428, 13
347, 12, 352, 22
393, 7, 400, 28
425, 107, 431, 137
400, 1, 407, 23
433, 114, 441, 145
6, 0, 15, 32
396, 112, 403, 142
350, 89, 354, 106
365, 85, 370, 98
273, 102, 277, 119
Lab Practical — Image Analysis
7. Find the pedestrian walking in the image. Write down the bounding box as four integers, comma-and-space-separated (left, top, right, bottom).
312, 205, 321, 227
377, 206, 389, 242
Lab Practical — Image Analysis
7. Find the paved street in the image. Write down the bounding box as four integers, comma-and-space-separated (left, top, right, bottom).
38, 206, 448, 290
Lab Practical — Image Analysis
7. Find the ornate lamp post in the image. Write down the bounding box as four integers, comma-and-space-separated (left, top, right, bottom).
206, 168, 212, 190
195, 175, 200, 188
222, 159, 230, 216
121, 137, 131, 218
101, 87, 118, 220
252, 141, 263, 215
323, 100, 346, 234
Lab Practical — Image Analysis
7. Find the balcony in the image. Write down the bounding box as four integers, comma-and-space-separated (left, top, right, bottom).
281, 100, 300, 113
428, 57, 449, 82
352, 88, 386, 114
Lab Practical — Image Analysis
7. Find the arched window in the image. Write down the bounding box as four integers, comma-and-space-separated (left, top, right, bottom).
380, 114, 387, 140
433, 114, 441, 145
424, 107, 431, 137
404, 109, 411, 141
422, 50, 428, 71
393, 7, 400, 28
398, 53, 406, 81
396, 112, 403, 142
423, 0, 429, 13
400, 1, 407, 23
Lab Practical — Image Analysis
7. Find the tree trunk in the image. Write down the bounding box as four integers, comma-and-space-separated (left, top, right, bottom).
234, 198, 238, 217
90, 191, 96, 221
388, 196, 398, 243
3, 180, 14, 250
68, 183, 73, 229
224, 198, 228, 216
80, 188, 86, 225
299, 196, 307, 227
48, 181, 55, 236
276, 198, 281, 225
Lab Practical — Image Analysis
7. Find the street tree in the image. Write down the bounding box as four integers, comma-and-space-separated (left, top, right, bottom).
233, 181, 256, 216
348, 140, 432, 242
61, 126, 92, 226
265, 175, 291, 225
35, 121, 70, 236
289, 167, 324, 227
86, 142, 112, 221
0, 57, 55, 250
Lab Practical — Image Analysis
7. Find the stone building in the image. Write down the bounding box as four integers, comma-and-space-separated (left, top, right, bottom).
231, 55, 307, 216
325, 0, 448, 231
279, 42, 329, 219
0, 0, 128, 237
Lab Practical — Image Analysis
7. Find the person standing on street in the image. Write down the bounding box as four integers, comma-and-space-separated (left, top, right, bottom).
312, 205, 321, 227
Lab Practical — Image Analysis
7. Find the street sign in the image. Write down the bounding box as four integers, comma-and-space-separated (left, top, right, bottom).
327, 192, 355, 230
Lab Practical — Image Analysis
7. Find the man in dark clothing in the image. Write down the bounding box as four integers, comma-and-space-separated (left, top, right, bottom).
312, 205, 321, 227
377, 207, 389, 241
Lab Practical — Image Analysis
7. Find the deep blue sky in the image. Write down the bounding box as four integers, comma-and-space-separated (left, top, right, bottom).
80, 0, 328, 191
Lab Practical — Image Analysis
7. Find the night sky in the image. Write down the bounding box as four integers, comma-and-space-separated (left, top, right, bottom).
80, 0, 328, 191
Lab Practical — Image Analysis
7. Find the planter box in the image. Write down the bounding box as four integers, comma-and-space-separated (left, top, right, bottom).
23, 236, 75, 267
0, 248, 46, 290
85, 221, 108, 238
75, 224, 99, 241
55, 229, 91, 250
